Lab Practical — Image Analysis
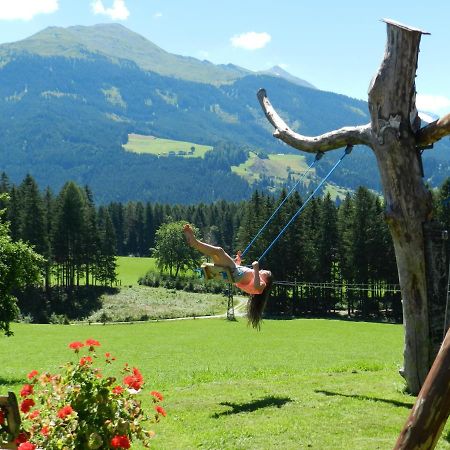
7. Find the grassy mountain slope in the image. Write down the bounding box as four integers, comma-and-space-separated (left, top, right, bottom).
0, 24, 250, 85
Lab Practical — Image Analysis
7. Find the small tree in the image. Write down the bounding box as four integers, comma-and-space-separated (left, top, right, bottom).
153, 221, 201, 277
0, 194, 43, 335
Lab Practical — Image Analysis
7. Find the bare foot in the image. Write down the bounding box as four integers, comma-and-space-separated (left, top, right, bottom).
183, 223, 196, 247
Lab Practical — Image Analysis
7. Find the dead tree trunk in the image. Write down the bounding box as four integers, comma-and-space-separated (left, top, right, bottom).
394, 328, 450, 449
257, 19, 450, 394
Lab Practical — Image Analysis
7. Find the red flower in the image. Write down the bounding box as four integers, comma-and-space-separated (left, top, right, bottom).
15, 432, 28, 444
68, 341, 84, 352
27, 370, 39, 380
86, 338, 100, 349
57, 405, 74, 419
123, 367, 144, 391
20, 384, 34, 397
18, 443, 36, 450
112, 385, 124, 395
79, 356, 93, 366
29, 409, 40, 420
41, 426, 50, 436
150, 390, 164, 402
20, 398, 35, 413
155, 405, 167, 417
110, 434, 131, 449
0, 409, 5, 425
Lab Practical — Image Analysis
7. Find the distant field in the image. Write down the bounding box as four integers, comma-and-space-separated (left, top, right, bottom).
232, 152, 311, 183
232, 152, 351, 201
123, 133, 213, 158
116, 256, 156, 286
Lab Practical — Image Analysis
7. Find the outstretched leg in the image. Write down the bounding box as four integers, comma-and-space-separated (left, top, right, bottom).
183, 224, 236, 268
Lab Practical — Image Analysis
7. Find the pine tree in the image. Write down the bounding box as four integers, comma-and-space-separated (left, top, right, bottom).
96, 206, 117, 286
19, 175, 48, 257
53, 182, 85, 287
81, 186, 99, 286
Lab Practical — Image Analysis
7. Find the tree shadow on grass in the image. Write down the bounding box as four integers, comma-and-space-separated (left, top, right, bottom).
315, 389, 414, 409
0, 376, 23, 388
212, 395, 292, 418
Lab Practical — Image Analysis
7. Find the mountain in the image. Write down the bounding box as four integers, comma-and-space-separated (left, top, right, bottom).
0, 24, 251, 85
0, 24, 448, 204
259, 65, 316, 89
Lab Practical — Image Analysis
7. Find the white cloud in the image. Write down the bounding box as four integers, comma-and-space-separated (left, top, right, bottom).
416, 94, 450, 116
91, 0, 130, 21
0, 0, 58, 21
153, 12, 162, 19
230, 31, 271, 50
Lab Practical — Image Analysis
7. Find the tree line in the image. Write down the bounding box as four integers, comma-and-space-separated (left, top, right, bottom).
2, 172, 449, 325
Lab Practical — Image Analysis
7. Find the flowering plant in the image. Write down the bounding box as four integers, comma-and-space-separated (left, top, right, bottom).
1, 339, 166, 449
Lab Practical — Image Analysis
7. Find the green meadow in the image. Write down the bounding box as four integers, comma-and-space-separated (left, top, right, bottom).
2, 319, 450, 449
231, 152, 311, 184
123, 134, 213, 158
116, 256, 156, 286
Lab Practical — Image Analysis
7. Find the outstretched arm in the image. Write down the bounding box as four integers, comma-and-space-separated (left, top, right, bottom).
252, 261, 265, 292
257, 88, 373, 152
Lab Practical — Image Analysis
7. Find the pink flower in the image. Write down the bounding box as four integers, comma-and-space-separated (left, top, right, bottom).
110, 434, 131, 449
150, 390, 164, 402
20, 384, 34, 397
27, 370, 39, 380
18, 443, 36, 450
57, 405, 74, 419
20, 398, 35, 413
155, 405, 167, 417
68, 341, 84, 352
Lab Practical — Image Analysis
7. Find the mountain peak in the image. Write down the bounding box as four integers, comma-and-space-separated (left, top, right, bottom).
260, 65, 316, 89
1, 23, 253, 85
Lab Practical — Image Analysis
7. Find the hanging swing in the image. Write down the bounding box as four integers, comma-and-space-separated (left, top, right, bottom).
198, 144, 352, 281
247, 144, 353, 263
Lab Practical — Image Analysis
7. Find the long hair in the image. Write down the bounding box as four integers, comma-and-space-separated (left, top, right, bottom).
247, 272, 273, 329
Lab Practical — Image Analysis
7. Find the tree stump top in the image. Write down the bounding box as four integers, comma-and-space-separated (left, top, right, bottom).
382, 18, 430, 35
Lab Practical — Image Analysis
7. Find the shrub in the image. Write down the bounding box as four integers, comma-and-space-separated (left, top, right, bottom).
0, 339, 166, 449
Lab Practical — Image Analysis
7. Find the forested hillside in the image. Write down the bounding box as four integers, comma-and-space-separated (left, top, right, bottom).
0, 24, 448, 204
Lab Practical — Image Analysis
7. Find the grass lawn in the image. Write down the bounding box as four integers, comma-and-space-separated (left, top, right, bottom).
123, 134, 213, 158
1, 318, 450, 449
116, 256, 156, 286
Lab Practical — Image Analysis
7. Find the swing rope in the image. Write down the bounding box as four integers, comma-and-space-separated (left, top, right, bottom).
241, 151, 324, 257
257, 145, 353, 262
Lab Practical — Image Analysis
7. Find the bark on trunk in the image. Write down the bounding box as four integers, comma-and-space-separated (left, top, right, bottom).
394, 328, 450, 449
368, 20, 433, 394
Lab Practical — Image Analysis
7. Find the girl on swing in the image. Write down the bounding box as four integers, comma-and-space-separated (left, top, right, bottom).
183, 223, 273, 328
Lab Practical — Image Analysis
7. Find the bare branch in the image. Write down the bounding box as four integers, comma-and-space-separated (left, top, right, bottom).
257, 88, 373, 153
416, 113, 450, 147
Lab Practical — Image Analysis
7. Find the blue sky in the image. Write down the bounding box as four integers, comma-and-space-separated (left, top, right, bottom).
1, 0, 450, 116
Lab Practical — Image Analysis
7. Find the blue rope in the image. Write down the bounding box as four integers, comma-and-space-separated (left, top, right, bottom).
241, 152, 324, 257
257, 145, 353, 262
